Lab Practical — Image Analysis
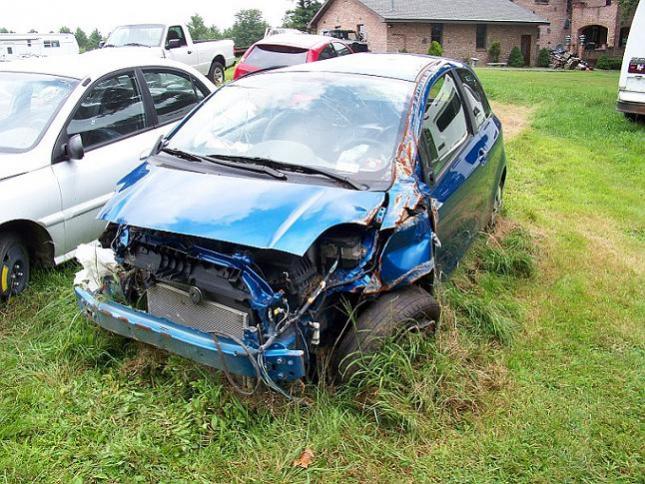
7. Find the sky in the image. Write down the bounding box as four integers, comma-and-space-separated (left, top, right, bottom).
1, 0, 295, 34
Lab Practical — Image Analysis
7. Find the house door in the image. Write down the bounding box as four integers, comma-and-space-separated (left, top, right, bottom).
521, 35, 531, 66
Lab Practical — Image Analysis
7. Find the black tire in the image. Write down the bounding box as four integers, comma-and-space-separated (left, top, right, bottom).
0, 232, 30, 299
208, 61, 226, 86
488, 180, 504, 230
624, 112, 641, 123
334, 286, 440, 380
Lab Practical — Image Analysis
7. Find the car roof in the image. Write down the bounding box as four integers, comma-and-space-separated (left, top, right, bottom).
278, 52, 456, 82
255, 33, 332, 50
0, 48, 192, 80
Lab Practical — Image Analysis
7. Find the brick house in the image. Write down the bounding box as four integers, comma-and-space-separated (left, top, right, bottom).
309, 0, 550, 66
511, 0, 634, 62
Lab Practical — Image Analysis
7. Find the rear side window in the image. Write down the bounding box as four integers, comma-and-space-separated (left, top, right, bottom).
67, 71, 146, 149
421, 72, 469, 176
332, 42, 353, 56
143, 70, 208, 124
457, 69, 491, 129
244, 45, 309, 69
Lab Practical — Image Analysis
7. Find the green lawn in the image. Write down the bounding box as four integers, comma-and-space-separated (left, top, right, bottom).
1, 70, 643, 482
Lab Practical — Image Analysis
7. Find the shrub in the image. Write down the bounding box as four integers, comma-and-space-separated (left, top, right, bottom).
537, 48, 550, 67
596, 55, 623, 70
428, 41, 443, 56
508, 46, 525, 67
488, 42, 501, 63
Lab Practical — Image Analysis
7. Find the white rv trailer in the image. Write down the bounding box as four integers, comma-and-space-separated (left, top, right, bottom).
0, 33, 79, 62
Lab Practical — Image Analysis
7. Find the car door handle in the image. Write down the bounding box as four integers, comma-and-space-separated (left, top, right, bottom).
477, 148, 488, 165
187, 50, 193, 54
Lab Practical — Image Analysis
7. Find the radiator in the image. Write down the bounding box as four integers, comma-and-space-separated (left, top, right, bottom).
147, 283, 248, 339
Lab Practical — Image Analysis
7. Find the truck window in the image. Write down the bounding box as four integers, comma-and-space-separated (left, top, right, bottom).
167, 26, 187, 48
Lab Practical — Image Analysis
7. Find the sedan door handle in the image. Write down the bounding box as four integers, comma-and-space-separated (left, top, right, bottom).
187, 50, 193, 54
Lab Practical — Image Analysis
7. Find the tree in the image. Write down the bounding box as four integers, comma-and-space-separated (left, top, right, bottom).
537, 48, 550, 67
282, 0, 322, 32
59, 26, 72, 34
508, 46, 525, 67
618, 0, 638, 17
488, 41, 501, 63
0, 28, 9, 34
427, 41, 443, 56
87, 29, 103, 51
28, 29, 38, 33
187, 14, 222, 41
224, 9, 269, 48
75, 27, 88, 51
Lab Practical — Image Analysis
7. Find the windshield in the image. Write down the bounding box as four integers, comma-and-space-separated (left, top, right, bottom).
167, 72, 412, 189
0, 72, 77, 152
106, 25, 164, 48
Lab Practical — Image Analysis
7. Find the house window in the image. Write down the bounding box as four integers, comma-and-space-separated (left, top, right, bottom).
44, 40, 51, 48
431, 23, 443, 44
27, 40, 32, 47
476, 24, 487, 49
7, 47, 12, 54
619, 26, 629, 47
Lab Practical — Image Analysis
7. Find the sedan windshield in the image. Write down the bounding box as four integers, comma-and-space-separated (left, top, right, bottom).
167, 72, 412, 189
105, 25, 164, 48
0, 72, 77, 152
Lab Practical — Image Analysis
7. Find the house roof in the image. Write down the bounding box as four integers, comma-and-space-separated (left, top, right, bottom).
311, 0, 549, 26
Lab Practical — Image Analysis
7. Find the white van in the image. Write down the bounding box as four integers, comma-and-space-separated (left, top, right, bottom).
617, 1, 645, 120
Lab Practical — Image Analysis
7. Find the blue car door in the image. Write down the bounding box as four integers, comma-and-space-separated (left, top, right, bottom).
455, 68, 505, 230
417, 68, 491, 277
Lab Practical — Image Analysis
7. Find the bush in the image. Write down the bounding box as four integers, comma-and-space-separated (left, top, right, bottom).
537, 48, 550, 67
488, 42, 501, 63
596, 55, 623, 70
428, 41, 443, 56
508, 46, 525, 67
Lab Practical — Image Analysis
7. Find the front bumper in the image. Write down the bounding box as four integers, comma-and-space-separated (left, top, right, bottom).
75, 287, 305, 381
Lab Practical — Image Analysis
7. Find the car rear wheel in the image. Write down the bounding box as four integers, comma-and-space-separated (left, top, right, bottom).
0, 233, 30, 299
488, 181, 504, 229
208, 61, 226, 86
334, 286, 440, 381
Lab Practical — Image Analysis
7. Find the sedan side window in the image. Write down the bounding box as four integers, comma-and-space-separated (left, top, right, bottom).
421, 72, 469, 178
67, 72, 147, 149
318, 45, 337, 61
457, 69, 491, 129
143, 70, 204, 124
332, 42, 353, 56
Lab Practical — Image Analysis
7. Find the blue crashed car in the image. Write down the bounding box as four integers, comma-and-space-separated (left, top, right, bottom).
76, 53, 506, 388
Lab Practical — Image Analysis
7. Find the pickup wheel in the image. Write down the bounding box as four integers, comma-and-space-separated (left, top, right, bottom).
0, 232, 30, 300
333, 286, 440, 381
208, 61, 226, 86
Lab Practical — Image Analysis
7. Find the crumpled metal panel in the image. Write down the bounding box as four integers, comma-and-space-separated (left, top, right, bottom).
99, 162, 386, 257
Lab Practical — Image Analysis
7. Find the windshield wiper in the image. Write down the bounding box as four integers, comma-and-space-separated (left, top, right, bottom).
123, 42, 149, 47
208, 154, 366, 191
161, 148, 286, 180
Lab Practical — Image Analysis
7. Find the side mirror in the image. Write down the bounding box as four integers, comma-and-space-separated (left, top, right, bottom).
99, 40, 105, 48
66, 134, 85, 161
166, 38, 181, 50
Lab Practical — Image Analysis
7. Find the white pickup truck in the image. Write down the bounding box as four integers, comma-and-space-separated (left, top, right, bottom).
102, 24, 235, 85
